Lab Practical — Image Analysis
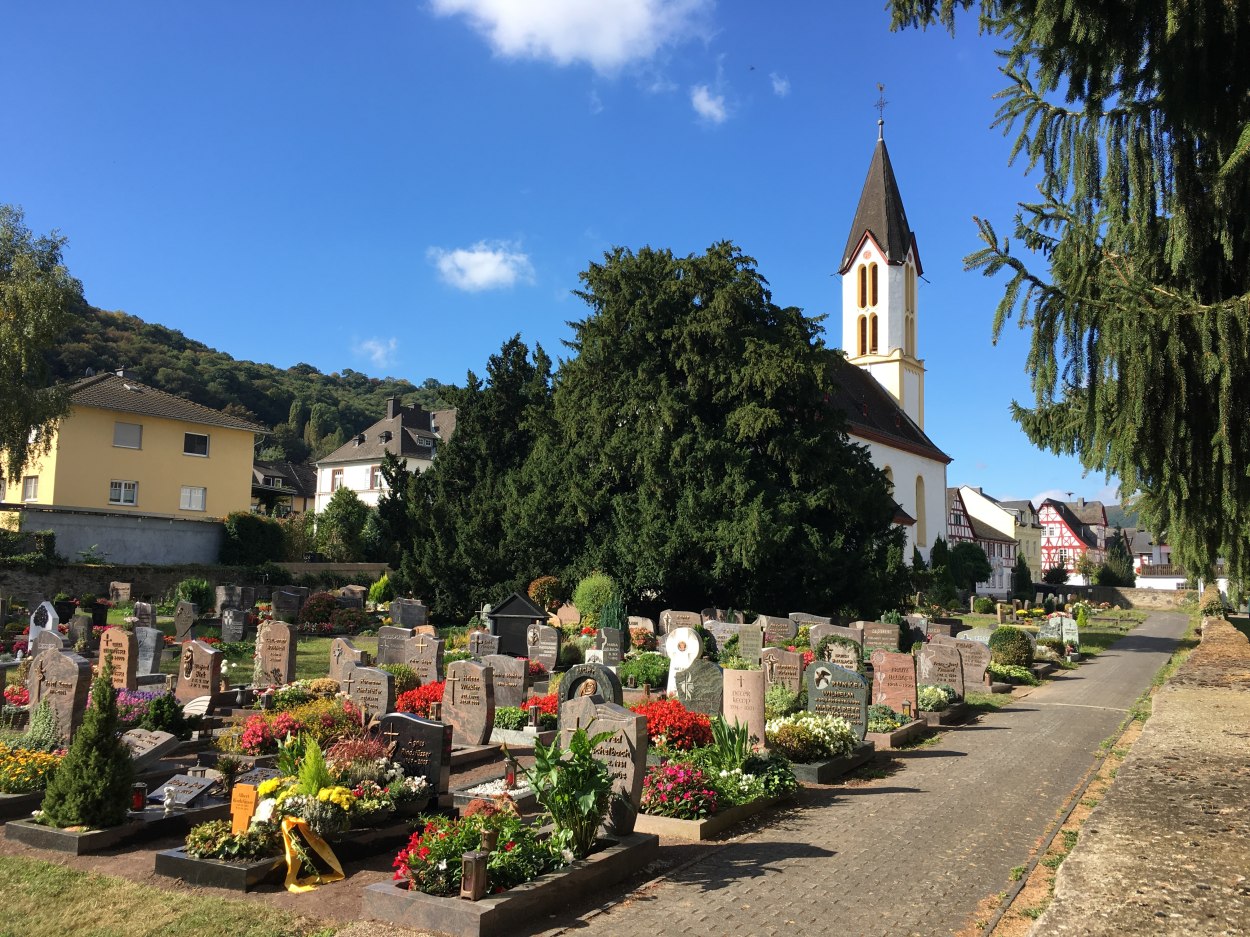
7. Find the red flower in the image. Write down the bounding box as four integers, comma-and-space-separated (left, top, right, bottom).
396, 681, 446, 718
629, 699, 713, 750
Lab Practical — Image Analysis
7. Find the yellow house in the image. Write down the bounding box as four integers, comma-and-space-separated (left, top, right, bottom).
3, 370, 264, 520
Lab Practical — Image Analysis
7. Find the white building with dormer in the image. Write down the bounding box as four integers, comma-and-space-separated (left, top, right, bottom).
830, 123, 951, 562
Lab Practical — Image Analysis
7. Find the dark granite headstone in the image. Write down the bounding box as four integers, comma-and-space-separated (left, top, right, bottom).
340, 664, 395, 717
27, 649, 91, 741
390, 598, 429, 628
701, 621, 737, 656
234, 766, 283, 788
789, 611, 832, 626
402, 632, 444, 684
375, 625, 415, 666
377, 712, 452, 795
862, 621, 902, 652
760, 646, 804, 695
594, 628, 624, 668
135, 626, 164, 676
99, 628, 138, 690
558, 663, 624, 721
871, 649, 918, 716
149, 774, 215, 808
954, 639, 992, 689
442, 660, 495, 747
736, 623, 764, 666
67, 613, 95, 651
721, 668, 766, 748
335, 590, 364, 610
216, 585, 244, 614
173, 602, 198, 641
525, 622, 560, 673
257, 620, 297, 686
807, 662, 869, 740
221, 608, 247, 643
481, 654, 527, 709
330, 637, 365, 684
658, 610, 701, 633
559, 698, 648, 823
757, 615, 798, 645
674, 658, 722, 716
468, 631, 500, 659
271, 589, 303, 621
176, 640, 223, 705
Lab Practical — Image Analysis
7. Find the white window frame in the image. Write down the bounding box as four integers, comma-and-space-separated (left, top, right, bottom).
113, 421, 143, 449
183, 432, 210, 457
180, 485, 207, 511
109, 480, 139, 505
330, 469, 344, 491
22, 476, 38, 501
370, 465, 383, 489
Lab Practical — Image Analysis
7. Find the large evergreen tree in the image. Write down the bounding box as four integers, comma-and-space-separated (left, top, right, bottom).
891, 1, 1250, 581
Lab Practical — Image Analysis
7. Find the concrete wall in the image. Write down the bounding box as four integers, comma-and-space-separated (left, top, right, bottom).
0, 563, 247, 607
18, 506, 223, 565
1088, 585, 1197, 610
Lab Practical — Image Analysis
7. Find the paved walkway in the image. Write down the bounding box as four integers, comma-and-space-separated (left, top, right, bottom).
548, 611, 1188, 937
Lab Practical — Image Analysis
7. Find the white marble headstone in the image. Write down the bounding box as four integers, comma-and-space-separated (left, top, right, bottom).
664, 627, 703, 694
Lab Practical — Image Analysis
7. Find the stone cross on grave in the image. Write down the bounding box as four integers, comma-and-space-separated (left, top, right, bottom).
762, 653, 778, 683
412, 633, 432, 653
340, 669, 356, 698
332, 643, 343, 668
380, 724, 400, 753
677, 670, 695, 699
444, 669, 462, 706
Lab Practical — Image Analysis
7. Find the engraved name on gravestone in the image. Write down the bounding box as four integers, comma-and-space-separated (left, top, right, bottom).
403, 633, 445, 684
814, 635, 863, 674
736, 624, 764, 666
99, 627, 138, 690
658, 610, 701, 634
757, 615, 797, 646
173, 602, 198, 641
442, 660, 495, 747
481, 654, 527, 709
675, 657, 722, 716
955, 639, 992, 689
375, 625, 414, 667
231, 783, 259, 834
917, 643, 965, 698
761, 646, 804, 695
862, 621, 902, 652
390, 598, 429, 628
664, 627, 702, 693
807, 662, 869, 741
701, 621, 737, 657
28, 649, 91, 741
468, 631, 500, 659
526, 622, 561, 673
176, 641, 223, 705
109, 582, 132, 604
148, 774, 215, 808
558, 663, 624, 722
1061, 616, 1080, 647
1039, 616, 1063, 641
377, 713, 452, 795
30, 630, 64, 655
871, 649, 918, 716
721, 668, 766, 749
341, 664, 395, 717
257, 620, 297, 686
221, 608, 247, 643
594, 628, 624, 668
121, 728, 179, 770
559, 697, 648, 820
234, 766, 282, 788
330, 637, 365, 684
135, 627, 164, 676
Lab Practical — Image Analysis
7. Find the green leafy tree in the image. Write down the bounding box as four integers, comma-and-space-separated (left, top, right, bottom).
1097, 528, 1137, 587
1074, 551, 1099, 584
890, 0, 1250, 582
373, 451, 413, 569
1011, 553, 1032, 599
949, 541, 993, 595
1042, 565, 1070, 585
0, 206, 85, 479
219, 511, 284, 566
317, 487, 370, 562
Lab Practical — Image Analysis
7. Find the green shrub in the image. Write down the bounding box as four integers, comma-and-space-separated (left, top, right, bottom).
617, 653, 669, 688
494, 707, 528, 731
917, 683, 958, 712
18, 700, 63, 753
866, 704, 903, 733
973, 596, 995, 614
558, 643, 583, 669
140, 692, 193, 740
989, 625, 1034, 667
881, 609, 903, 625
719, 655, 758, 670
173, 578, 213, 612
368, 574, 395, 605
1037, 637, 1066, 656
329, 607, 373, 633
444, 649, 472, 665
988, 662, 1040, 685
380, 664, 420, 695
299, 592, 339, 624
571, 573, 615, 630
1199, 588, 1226, 618
39, 666, 135, 829
764, 683, 801, 720
219, 512, 285, 566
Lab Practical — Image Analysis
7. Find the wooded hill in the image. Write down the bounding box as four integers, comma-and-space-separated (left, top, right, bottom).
47, 302, 454, 462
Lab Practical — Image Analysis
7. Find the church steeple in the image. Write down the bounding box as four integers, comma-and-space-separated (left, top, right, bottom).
841, 125, 927, 428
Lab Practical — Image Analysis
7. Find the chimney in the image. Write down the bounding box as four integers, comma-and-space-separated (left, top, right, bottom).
115, 368, 136, 380
1077, 497, 1086, 508
386, 396, 403, 419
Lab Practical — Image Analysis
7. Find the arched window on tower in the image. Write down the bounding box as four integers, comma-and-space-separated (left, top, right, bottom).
857, 314, 868, 356
905, 313, 916, 356
869, 314, 879, 354
857, 265, 867, 309
915, 475, 927, 546
869, 263, 879, 307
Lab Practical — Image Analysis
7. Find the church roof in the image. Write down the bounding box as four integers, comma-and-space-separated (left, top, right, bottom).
830, 355, 950, 464
839, 134, 921, 275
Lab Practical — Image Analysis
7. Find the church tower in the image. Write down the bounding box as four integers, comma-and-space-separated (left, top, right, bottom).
840, 122, 926, 428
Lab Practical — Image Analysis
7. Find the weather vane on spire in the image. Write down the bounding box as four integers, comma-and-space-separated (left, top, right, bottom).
875, 83, 888, 139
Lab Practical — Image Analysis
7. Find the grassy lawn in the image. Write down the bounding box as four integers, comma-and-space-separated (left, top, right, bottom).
964, 690, 1014, 715
0, 856, 332, 937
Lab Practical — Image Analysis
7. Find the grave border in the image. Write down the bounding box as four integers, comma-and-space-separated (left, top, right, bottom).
633, 794, 788, 841
788, 741, 876, 784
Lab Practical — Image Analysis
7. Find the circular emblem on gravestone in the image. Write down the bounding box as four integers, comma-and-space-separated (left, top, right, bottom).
665, 627, 702, 670
577, 678, 598, 697
813, 666, 833, 689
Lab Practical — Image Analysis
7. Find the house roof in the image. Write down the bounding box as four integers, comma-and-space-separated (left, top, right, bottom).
998, 499, 1041, 527
968, 513, 1016, 544
253, 461, 317, 498
1041, 498, 1100, 549
67, 372, 266, 433
317, 401, 457, 466
831, 355, 950, 464
1064, 499, 1108, 527
1127, 528, 1156, 554
839, 135, 922, 275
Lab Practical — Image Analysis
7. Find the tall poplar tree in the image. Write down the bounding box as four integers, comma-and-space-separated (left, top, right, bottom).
891, 1, 1250, 579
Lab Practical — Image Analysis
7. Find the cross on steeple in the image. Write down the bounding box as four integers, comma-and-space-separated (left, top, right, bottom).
875, 82, 888, 139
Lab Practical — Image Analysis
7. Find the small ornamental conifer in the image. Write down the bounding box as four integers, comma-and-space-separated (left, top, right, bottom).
39, 664, 136, 829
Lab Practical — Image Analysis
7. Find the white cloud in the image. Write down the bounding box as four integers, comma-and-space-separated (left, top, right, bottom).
357, 337, 398, 368
427, 240, 535, 291
690, 83, 728, 123
429, 0, 711, 74
769, 71, 790, 97
588, 89, 604, 114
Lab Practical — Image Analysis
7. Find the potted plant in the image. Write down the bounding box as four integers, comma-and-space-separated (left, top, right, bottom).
52, 593, 76, 622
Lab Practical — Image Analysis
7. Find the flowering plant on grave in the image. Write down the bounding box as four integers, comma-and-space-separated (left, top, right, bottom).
764, 712, 856, 763
0, 742, 61, 794
628, 627, 657, 652
785, 644, 816, 668
917, 683, 959, 712
395, 681, 446, 718
640, 762, 718, 819
524, 658, 547, 678
629, 698, 713, 751
3, 685, 29, 707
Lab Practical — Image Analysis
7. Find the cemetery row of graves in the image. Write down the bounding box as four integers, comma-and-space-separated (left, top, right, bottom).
0, 577, 1127, 936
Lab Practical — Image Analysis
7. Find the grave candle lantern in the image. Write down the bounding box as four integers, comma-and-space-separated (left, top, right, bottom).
481, 827, 499, 852
460, 851, 488, 901
131, 782, 148, 812
528, 703, 540, 727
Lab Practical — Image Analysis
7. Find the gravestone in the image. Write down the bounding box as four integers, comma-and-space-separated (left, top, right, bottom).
27, 649, 91, 741
927, 633, 957, 646
757, 615, 797, 645
917, 643, 965, 698
231, 783, 259, 834
109, 582, 132, 604
173, 601, 198, 641
959, 626, 995, 646
1061, 616, 1080, 647
30, 629, 64, 655
67, 614, 94, 651
256, 620, 297, 686
721, 668, 766, 748
271, 589, 303, 620
1039, 616, 1064, 641
175, 641, 223, 705
377, 713, 452, 795
807, 662, 870, 741
390, 597, 429, 627
341, 664, 395, 717
234, 766, 282, 788
468, 631, 500, 658
335, 590, 364, 611
955, 639, 992, 689
554, 604, 580, 628
525, 622, 561, 673
29, 601, 59, 643
133, 600, 155, 631
736, 623, 764, 666
674, 658, 723, 716
375, 625, 415, 666
481, 654, 527, 709
558, 663, 624, 719
594, 628, 624, 668
701, 621, 737, 656
813, 635, 862, 673
442, 660, 495, 747
626, 615, 655, 633
658, 610, 701, 633
760, 647, 804, 696
330, 637, 365, 684
216, 585, 244, 614
809, 622, 853, 650
401, 633, 444, 684
862, 621, 902, 652
221, 608, 247, 643
663, 627, 703, 693
870, 649, 918, 717
121, 728, 179, 770
559, 698, 648, 823
789, 611, 833, 626
99, 628, 138, 690
148, 774, 215, 808
135, 627, 164, 676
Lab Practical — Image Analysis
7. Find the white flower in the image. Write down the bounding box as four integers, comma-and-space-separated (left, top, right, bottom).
560, 848, 574, 864
253, 798, 277, 824
437, 860, 448, 871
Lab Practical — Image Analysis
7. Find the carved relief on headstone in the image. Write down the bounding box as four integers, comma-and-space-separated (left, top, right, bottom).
340, 664, 395, 718
674, 658, 722, 717
402, 632, 445, 684
256, 620, 297, 686
559, 697, 647, 829
175, 640, 223, 705
525, 622, 561, 673
329, 637, 365, 684
663, 627, 702, 693
173, 602, 198, 641
760, 646, 804, 695
808, 662, 870, 740
27, 649, 92, 741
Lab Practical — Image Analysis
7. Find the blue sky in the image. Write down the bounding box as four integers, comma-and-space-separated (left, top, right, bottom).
3, 1, 1118, 507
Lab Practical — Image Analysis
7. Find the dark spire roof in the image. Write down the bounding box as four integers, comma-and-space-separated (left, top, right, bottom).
839, 134, 920, 275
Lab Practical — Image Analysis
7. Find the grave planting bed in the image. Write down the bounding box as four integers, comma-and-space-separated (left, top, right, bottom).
154, 846, 286, 891
363, 831, 659, 937
917, 701, 970, 727
788, 740, 876, 784
634, 794, 787, 841
865, 719, 927, 749
4, 802, 230, 856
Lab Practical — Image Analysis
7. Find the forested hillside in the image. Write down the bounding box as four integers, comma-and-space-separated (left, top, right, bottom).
47, 303, 454, 461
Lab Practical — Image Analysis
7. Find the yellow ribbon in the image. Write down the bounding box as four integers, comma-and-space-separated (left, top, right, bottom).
280, 816, 345, 893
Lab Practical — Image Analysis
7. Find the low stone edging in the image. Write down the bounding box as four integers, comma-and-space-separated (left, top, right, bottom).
634, 794, 786, 841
